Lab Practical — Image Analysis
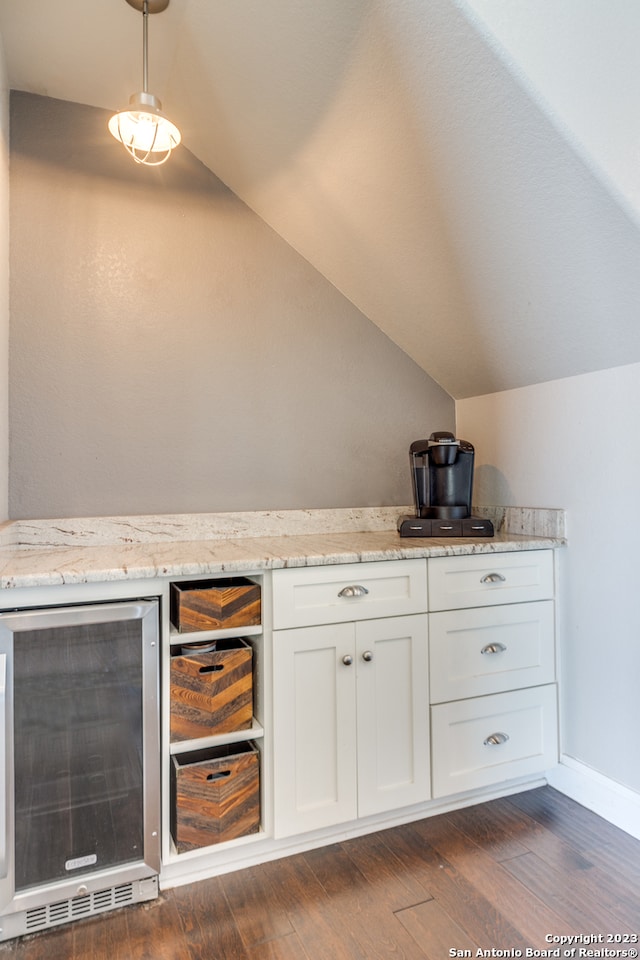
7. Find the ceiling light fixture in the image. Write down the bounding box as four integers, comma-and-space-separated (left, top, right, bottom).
108, 0, 181, 166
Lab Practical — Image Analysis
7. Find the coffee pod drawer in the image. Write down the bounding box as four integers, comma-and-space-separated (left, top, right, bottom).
429, 601, 555, 704
170, 638, 253, 742
428, 550, 554, 612
171, 742, 260, 852
430, 684, 558, 798
272, 559, 427, 629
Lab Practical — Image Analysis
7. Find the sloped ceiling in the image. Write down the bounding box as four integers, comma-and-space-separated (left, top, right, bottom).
1, 0, 639, 398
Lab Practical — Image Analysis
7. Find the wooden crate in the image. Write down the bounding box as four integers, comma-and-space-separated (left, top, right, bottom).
170, 638, 253, 742
170, 577, 261, 633
171, 742, 260, 851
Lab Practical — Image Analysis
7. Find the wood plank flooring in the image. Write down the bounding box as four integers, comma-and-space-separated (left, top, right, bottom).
2, 786, 638, 959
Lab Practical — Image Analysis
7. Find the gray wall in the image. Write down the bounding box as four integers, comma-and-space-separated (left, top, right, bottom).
0, 48, 8, 522
9, 93, 453, 520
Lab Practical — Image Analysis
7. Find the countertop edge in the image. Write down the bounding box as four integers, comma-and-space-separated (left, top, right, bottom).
0, 531, 565, 590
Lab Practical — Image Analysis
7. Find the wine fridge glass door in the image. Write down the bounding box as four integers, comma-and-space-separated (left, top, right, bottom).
0, 600, 160, 916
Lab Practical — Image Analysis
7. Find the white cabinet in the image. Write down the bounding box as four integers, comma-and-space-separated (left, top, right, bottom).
428, 550, 558, 798
271, 549, 559, 838
272, 560, 429, 838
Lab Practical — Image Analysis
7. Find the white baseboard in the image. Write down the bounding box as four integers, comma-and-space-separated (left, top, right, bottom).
547, 755, 640, 841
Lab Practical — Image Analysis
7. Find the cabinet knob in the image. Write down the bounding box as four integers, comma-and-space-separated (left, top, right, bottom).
338, 585, 369, 598
480, 572, 506, 584
362, 650, 374, 662
483, 732, 510, 746
342, 655, 354, 666
481, 642, 507, 655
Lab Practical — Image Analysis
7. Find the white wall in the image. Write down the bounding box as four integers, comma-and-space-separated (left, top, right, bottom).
460, 0, 640, 224
0, 35, 9, 522
457, 364, 640, 796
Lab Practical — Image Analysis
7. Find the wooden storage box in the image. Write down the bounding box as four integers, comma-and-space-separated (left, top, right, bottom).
170, 638, 253, 742
170, 577, 261, 633
171, 742, 260, 852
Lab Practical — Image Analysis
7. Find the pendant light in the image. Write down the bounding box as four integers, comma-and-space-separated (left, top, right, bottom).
108, 0, 181, 166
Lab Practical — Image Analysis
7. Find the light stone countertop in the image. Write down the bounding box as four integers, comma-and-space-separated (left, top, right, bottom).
0, 506, 566, 590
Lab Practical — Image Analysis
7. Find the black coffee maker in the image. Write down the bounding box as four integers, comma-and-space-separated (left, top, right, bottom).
398, 431, 493, 537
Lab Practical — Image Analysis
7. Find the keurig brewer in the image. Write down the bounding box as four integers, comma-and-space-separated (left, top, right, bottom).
398, 431, 494, 537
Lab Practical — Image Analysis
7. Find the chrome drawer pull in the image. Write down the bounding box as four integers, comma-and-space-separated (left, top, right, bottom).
480, 572, 506, 584
483, 732, 509, 746
481, 642, 507, 655
362, 650, 373, 662
338, 584, 369, 598
342, 655, 354, 666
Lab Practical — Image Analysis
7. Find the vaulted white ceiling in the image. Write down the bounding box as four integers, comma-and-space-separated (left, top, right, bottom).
1, 0, 640, 398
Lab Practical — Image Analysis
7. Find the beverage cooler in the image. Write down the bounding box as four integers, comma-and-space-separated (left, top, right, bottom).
0, 600, 160, 941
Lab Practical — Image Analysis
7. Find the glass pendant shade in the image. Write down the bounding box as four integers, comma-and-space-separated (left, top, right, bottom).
109, 91, 181, 166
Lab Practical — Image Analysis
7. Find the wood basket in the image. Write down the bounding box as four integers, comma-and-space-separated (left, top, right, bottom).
171, 742, 260, 851
170, 577, 261, 633
170, 638, 253, 742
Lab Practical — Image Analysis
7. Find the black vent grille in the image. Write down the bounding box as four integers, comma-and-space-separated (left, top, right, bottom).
24, 906, 47, 931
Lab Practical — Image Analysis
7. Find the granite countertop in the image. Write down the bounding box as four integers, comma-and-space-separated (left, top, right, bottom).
0, 506, 566, 590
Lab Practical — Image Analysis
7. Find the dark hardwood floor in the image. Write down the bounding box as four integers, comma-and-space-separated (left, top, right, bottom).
3, 786, 639, 959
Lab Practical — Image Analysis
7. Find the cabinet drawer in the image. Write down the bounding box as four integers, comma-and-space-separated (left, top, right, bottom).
428, 550, 554, 611
431, 684, 558, 798
272, 560, 427, 629
429, 601, 555, 703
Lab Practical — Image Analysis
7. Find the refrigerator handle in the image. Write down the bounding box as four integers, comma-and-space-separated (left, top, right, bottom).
0, 654, 6, 878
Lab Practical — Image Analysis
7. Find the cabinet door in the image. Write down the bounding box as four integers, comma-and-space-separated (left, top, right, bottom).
355, 614, 430, 817
273, 623, 357, 838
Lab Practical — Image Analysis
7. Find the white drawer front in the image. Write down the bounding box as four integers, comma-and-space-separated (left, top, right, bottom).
272, 559, 427, 629
429, 600, 555, 703
431, 684, 558, 798
428, 550, 554, 611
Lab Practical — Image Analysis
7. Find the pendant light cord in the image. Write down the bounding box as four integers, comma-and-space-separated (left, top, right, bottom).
142, 0, 149, 93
